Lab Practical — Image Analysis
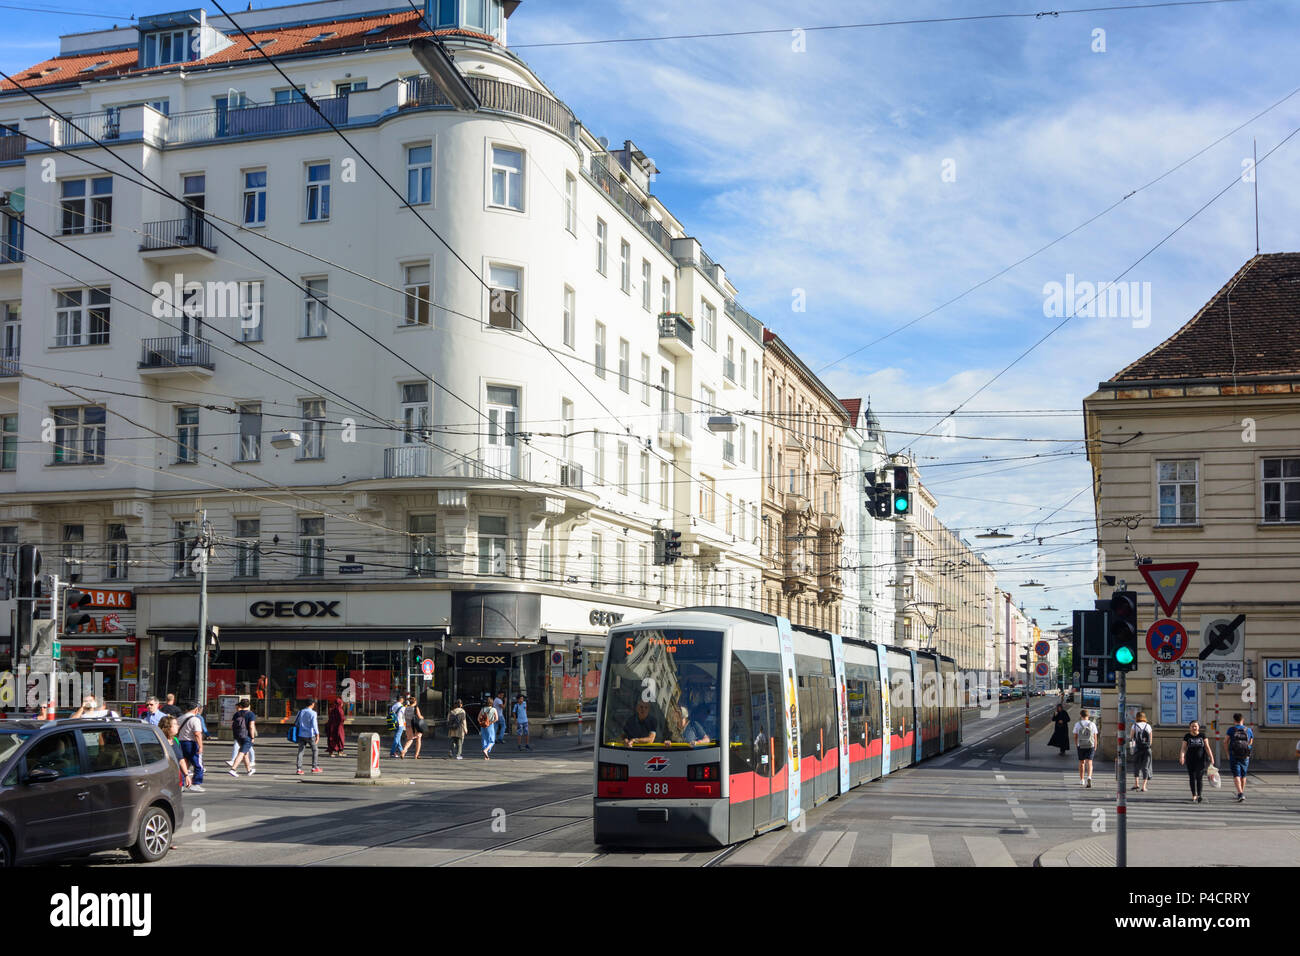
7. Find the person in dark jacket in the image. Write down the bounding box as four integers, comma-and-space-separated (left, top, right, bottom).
326, 697, 346, 757
1047, 703, 1071, 755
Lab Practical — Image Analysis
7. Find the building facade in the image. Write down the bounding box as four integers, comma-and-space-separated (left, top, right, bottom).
1084, 253, 1300, 760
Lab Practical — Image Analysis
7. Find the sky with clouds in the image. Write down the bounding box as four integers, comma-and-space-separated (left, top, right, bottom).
3, 0, 1296, 630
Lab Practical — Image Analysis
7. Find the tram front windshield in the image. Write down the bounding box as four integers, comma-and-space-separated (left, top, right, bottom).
601, 628, 722, 749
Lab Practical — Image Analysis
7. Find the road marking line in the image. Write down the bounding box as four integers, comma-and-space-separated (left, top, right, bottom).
963, 836, 1016, 867
1010, 807, 1028, 820
891, 832, 934, 867
824, 831, 857, 867
727, 830, 791, 866
801, 830, 843, 867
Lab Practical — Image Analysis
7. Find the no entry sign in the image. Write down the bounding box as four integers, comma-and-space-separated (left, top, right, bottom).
1146, 618, 1189, 662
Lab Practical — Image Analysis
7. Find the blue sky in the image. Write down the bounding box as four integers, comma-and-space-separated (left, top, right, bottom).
4, 0, 1296, 628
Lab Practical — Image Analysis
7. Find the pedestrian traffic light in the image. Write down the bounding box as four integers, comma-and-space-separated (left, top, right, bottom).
411, 645, 423, 669
865, 476, 891, 518
63, 588, 93, 635
663, 529, 682, 565
892, 465, 911, 517
1109, 590, 1138, 672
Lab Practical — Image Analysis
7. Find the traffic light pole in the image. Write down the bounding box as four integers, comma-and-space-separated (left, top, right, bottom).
195, 509, 211, 712
1117, 670, 1127, 868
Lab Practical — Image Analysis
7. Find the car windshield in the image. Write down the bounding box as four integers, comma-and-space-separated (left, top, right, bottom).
601, 628, 722, 749
0, 730, 35, 767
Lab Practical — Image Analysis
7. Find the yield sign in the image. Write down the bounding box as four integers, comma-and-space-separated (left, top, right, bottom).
1138, 561, 1198, 616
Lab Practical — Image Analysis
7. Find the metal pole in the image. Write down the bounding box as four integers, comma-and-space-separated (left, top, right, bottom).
1024, 653, 1030, 760
405, 638, 411, 696
1117, 670, 1127, 868
196, 509, 210, 711
49, 573, 61, 714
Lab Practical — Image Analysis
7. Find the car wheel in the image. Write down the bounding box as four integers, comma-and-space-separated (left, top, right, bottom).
0, 830, 12, 867
128, 807, 173, 863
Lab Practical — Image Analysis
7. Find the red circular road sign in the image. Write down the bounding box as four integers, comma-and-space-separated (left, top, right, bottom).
1145, 618, 1188, 662
1034, 640, 1050, 658
1035, 661, 1050, 677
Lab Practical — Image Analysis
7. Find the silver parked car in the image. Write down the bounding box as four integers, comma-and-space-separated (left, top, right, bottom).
0, 718, 183, 866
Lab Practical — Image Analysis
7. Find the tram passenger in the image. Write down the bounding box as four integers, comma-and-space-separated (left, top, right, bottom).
666, 704, 711, 746
622, 699, 659, 746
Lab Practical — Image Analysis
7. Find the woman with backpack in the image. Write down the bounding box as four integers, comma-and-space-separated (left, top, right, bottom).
1179, 719, 1215, 803
1129, 710, 1153, 792
1047, 704, 1070, 756
478, 697, 498, 759
447, 699, 467, 760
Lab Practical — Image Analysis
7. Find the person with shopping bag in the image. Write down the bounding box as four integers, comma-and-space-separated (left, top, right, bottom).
1179, 719, 1216, 803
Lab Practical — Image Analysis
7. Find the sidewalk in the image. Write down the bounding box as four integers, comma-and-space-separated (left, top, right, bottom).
1038, 828, 1300, 866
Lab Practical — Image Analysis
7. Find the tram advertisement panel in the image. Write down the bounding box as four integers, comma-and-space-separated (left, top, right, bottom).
911, 651, 923, 764
829, 632, 850, 795
776, 616, 801, 821
876, 644, 891, 777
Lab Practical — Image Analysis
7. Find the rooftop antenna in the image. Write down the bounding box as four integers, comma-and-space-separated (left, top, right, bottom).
1253, 137, 1260, 255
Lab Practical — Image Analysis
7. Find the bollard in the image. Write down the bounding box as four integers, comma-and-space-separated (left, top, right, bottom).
355, 732, 381, 779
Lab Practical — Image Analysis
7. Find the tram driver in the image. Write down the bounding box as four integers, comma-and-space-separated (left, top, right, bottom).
667, 703, 711, 746
622, 699, 659, 747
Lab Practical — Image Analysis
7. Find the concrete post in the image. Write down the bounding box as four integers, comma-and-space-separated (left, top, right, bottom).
355, 732, 381, 779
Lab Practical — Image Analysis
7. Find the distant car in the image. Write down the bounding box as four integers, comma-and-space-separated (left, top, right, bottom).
0, 718, 183, 866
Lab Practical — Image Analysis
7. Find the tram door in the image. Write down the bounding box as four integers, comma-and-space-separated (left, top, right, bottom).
749, 672, 775, 831
814, 677, 836, 804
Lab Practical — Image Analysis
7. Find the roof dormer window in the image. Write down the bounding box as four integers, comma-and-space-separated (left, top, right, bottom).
143, 28, 199, 68
243, 38, 277, 52
431, 0, 507, 39
305, 32, 336, 44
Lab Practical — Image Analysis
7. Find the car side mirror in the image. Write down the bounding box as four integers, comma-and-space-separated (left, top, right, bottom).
26, 767, 59, 784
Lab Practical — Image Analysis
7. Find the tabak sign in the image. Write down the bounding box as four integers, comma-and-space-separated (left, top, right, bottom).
65, 588, 135, 636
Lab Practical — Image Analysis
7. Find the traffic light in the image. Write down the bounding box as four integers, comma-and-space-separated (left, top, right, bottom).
652, 529, 667, 566
865, 475, 891, 518
891, 465, 911, 517
1109, 590, 1138, 672
412, 645, 423, 670
663, 530, 682, 565
63, 588, 93, 634
1019, 646, 1032, 672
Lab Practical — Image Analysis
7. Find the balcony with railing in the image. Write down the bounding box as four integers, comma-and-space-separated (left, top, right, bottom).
56, 111, 120, 147
722, 356, 738, 388
138, 336, 214, 376
585, 153, 674, 254
402, 74, 577, 143
0, 347, 18, 378
164, 96, 349, 145
658, 409, 693, 449
139, 218, 217, 261
725, 297, 765, 344
783, 489, 811, 514
658, 312, 693, 356
0, 239, 21, 266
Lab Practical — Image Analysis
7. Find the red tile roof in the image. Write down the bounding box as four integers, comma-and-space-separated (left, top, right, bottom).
1110, 253, 1300, 383
1, 11, 494, 93
839, 398, 861, 422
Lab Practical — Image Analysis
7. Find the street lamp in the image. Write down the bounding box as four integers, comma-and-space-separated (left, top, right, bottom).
976, 529, 1014, 539
270, 429, 302, 450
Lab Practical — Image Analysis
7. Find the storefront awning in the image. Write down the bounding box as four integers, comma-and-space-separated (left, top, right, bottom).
148, 627, 449, 643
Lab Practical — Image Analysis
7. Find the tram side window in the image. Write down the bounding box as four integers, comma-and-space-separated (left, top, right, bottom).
847, 679, 866, 748
797, 676, 816, 762
766, 673, 785, 779
729, 657, 753, 772
865, 667, 881, 743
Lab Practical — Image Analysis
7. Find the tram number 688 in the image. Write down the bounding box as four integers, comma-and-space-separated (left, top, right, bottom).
645, 782, 670, 795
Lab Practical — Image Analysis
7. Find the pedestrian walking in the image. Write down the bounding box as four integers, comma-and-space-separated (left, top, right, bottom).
401, 695, 425, 758
1179, 719, 1215, 802
1129, 710, 1153, 791
447, 699, 467, 759
1073, 708, 1098, 788
159, 716, 191, 790
478, 697, 498, 759
176, 701, 207, 792
326, 697, 346, 757
71, 694, 119, 719
388, 694, 406, 757
294, 698, 322, 774
493, 691, 506, 745
513, 694, 532, 751
227, 698, 257, 776
143, 697, 165, 726
1224, 713, 1254, 802
1047, 703, 1070, 756
160, 694, 183, 718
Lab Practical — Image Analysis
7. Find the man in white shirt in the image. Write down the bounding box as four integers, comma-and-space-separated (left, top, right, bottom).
71, 694, 120, 719
1073, 708, 1099, 788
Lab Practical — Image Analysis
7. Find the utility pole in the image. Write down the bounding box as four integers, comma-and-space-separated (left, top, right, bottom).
1117, 668, 1127, 868
194, 508, 212, 711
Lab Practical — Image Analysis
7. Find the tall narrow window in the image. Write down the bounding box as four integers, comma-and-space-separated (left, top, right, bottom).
487, 264, 521, 330
619, 240, 631, 293
299, 517, 325, 576
562, 285, 575, 348
406, 143, 432, 204
593, 433, 605, 484
299, 399, 325, 459
640, 354, 651, 404
105, 524, 129, 580
617, 441, 628, 494
238, 280, 264, 342
235, 518, 260, 578
478, 515, 509, 575
615, 539, 627, 593
564, 172, 577, 233
175, 406, 199, 463
641, 260, 652, 311
591, 532, 603, 588
242, 169, 266, 225
0, 414, 15, 471
659, 462, 669, 509
539, 534, 553, 581
1156, 460, 1198, 526
173, 520, 195, 578
701, 299, 716, 348
404, 262, 431, 325
305, 163, 330, 221
237, 403, 261, 462
400, 382, 431, 443
409, 514, 437, 574
618, 339, 630, 392
594, 322, 606, 378
302, 278, 328, 338
640, 451, 650, 502
561, 398, 575, 462
739, 347, 748, 387
490, 146, 524, 210
596, 219, 607, 275
661, 277, 671, 314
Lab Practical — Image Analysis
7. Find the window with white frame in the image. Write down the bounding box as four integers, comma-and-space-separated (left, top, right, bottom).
234, 518, 260, 578
478, 515, 509, 575
105, 523, 128, 580
619, 240, 631, 293
591, 532, 603, 588
562, 285, 575, 348
738, 423, 746, 465
659, 462, 669, 508
409, 514, 437, 575
739, 347, 748, 388
0, 527, 16, 581
618, 338, 630, 392
617, 441, 628, 494
175, 406, 198, 463
173, 520, 195, 578
489, 147, 524, 211
142, 28, 198, 67
701, 299, 716, 349
299, 398, 325, 459
237, 403, 261, 462
725, 336, 735, 380
594, 433, 605, 484
238, 280, 264, 342
615, 538, 627, 593
564, 172, 577, 233
302, 277, 328, 337
660, 367, 670, 413
596, 218, 607, 274
1262, 657, 1300, 726
1262, 457, 1300, 523
539, 532, 553, 581
751, 432, 758, 473
400, 382, 431, 443
594, 322, 606, 378
639, 543, 649, 596
752, 359, 759, 398
661, 277, 671, 314
487, 264, 521, 329
561, 398, 574, 461
60, 177, 112, 235
334, 79, 366, 95
640, 450, 650, 502
1157, 460, 1198, 525
404, 262, 431, 325
406, 143, 432, 205
304, 163, 330, 221
0, 414, 15, 471
641, 260, 652, 311
699, 475, 716, 523
299, 517, 325, 576
52, 405, 105, 464
274, 87, 305, 106
725, 494, 733, 535
54, 288, 110, 347
640, 354, 651, 404
242, 169, 266, 226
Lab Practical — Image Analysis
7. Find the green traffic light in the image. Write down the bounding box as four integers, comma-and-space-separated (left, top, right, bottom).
894, 497, 908, 512
1115, 646, 1135, 665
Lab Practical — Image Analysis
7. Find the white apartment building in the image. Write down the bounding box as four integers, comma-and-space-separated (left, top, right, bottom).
837, 401, 863, 639
0, 0, 766, 732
